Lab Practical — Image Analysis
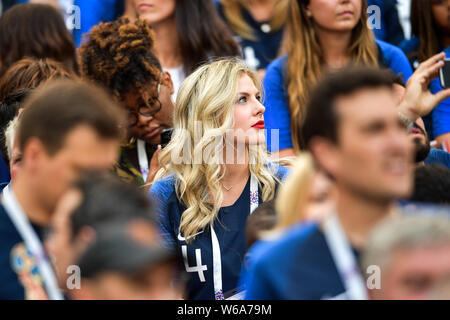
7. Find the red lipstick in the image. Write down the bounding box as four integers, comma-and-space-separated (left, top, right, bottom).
252, 120, 265, 129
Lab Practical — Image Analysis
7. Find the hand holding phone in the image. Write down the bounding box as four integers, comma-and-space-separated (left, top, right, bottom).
439, 58, 450, 89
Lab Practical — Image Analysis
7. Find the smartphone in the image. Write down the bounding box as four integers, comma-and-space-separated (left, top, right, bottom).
160, 128, 173, 149
439, 58, 450, 89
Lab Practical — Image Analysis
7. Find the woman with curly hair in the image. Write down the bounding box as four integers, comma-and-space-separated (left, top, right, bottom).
80, 18, 174, 186
132, 0, 240, 96
0, 3, 78, 77
149, 58, 289, 300
263, 0, 412, 157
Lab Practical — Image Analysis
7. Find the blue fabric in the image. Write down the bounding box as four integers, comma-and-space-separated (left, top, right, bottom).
73, 0, 123, 47
367, 0, 404, 45
0, 203, 47, 299
215, 1, 283, 70
263, 40, 413, 151
242, 223, 350, 300
149, 164, 289, 300
424, 149, 450, 169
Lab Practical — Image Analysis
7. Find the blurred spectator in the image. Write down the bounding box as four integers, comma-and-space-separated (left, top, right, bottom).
245, 199, 277, 249
362, 215, 450, 300
397, 0, 412, 39
0, 80, 123, 299
391, 72, 450, 168
273, 153, 335, 230
0, 3, 78, 77
80, 18, 173, 186
73, 0, 136, 47
263, 0, 412, 157
132, 0, 240, 96
244, 67, 414, 300
215, 0, 289, 76
411, 165, 450, 205
150, 58, 289, 300
0, 58, 72, 178
4, 116, 21, 185
367, 0, 405, 45
400, 0, 450, 145
45, 170, 183, 299
70, 222, 183, 300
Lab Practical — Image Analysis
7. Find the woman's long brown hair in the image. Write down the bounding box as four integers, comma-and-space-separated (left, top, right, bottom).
283, 0, 378, 150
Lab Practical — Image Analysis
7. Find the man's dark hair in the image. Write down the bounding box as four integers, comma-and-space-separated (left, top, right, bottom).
70, 171, 157, 241
301, 67, 397, 148
245, 200, 277, 248
411, 165, 450, 205
18, 79, 124, 155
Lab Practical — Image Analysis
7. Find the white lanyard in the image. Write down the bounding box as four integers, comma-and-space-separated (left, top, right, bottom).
322, 213, 368, 300
2, 185, 63, 300
137, 139, 149, 182
211, 173, 259, 300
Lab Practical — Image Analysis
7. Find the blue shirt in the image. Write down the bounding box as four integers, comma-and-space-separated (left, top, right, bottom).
243, 223, 352, 300
263, 40, 413, 151
149, 164, 289, 300
0, 203, 48, 299
72, 0, 123, 47
367, 0, 405, 46
425, 149, 450, 169
215, 1, 283, 70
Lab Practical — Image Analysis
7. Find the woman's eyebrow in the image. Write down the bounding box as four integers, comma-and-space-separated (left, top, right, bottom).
237, 91, 261, 96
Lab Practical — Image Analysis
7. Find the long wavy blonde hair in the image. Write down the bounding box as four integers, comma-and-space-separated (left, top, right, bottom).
284, 0, 378, 150
154, 58, 279, 242
220, 0, 289, 41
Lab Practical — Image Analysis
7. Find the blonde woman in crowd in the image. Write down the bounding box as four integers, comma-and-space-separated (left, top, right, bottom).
149, 58, 289, 300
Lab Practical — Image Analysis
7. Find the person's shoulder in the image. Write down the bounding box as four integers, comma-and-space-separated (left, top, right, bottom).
265, 55, 287, 75
149, 175, 177, 202
377, 39, 407, 57
251, 222, 321, 267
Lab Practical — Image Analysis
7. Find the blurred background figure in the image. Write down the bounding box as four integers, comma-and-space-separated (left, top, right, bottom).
0, 58, 73, 186
80, 18, 174, 186
367, 0, 405, 45
362, 214, 450, 300
410, 165, 450, 205
0, 80, 123, 299
263, 0, 412, 158
401, 0, 450, 147
46, 171, 184, 299
215, 0, 289, 78
73, 0, 136, 47
70, 222, 183, 300
132, 0, 240, 97
245, 154, 335, 248
0, 3, 78, 77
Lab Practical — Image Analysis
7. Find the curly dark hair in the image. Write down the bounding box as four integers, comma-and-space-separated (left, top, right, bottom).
412, 164, 450, 205
80, 18, 162, 101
